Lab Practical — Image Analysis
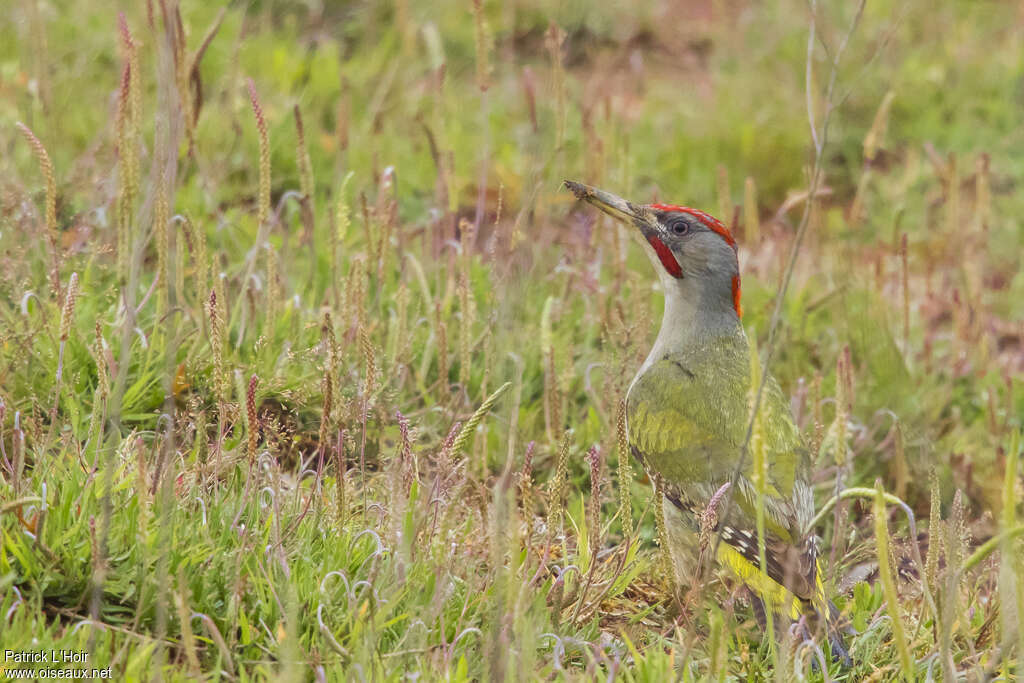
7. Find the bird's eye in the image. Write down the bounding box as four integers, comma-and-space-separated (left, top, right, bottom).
669, 218, 690, 236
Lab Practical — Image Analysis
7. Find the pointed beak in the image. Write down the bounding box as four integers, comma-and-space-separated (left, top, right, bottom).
563, 180, 652, 229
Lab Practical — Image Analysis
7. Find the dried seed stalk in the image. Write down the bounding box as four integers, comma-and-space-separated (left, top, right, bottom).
59, 273, 79, 343
615, 398, 633, 537
246, 374, 258, 465
546, 430, 572, 543
396, 411, 415, 494
117, 14, 141, 288
450, 381, 511, 458
15, 122, 60, 298
652, 477, 673, 578
586, 445, 603, 557
925, 469, 943, 592
207, 291, 226, 409
359, 324, 377, 399
293, 105, 314, 202
155, 169, 170, 322
247, 78, 270, 228
174, 219, 186, 309
87, 323, 109, 460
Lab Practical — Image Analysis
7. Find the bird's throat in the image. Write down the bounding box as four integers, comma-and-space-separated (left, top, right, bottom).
637, 279, 744, 379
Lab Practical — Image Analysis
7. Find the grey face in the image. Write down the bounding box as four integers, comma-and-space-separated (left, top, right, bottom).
649, 209, 739, 284
565, 180, 743, 318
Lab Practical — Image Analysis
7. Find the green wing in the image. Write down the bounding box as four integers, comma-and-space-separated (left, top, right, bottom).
626, 338, 812, 544
627, 354, 747, 485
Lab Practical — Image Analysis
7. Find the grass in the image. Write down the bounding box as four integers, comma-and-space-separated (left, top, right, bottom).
1, 0, 1022, 680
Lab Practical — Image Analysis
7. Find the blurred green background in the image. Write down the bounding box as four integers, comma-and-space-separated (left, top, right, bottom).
1, 0, 1022, 679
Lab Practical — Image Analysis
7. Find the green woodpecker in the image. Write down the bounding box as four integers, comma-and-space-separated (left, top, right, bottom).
565, 180, 849, 663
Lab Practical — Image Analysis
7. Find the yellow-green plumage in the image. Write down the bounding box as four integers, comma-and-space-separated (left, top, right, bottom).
627, 327, 821, 616
564, 180, 849, 662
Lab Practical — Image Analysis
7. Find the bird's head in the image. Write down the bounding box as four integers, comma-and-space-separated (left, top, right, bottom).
564, 180, 742, 319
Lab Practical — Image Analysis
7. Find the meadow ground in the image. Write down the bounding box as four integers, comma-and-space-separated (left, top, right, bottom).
1, 0, 1022, 680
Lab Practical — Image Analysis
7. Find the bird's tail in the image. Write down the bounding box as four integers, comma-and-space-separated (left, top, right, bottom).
820, 598, 853, 667
806, 568, 854, 666
747, 577, 853, 667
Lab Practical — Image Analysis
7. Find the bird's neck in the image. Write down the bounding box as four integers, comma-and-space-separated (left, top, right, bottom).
641, 279, 744, 371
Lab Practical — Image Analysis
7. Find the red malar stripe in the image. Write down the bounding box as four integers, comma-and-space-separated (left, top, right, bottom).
646, 235, 683, 278
731, 274, 743, 318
